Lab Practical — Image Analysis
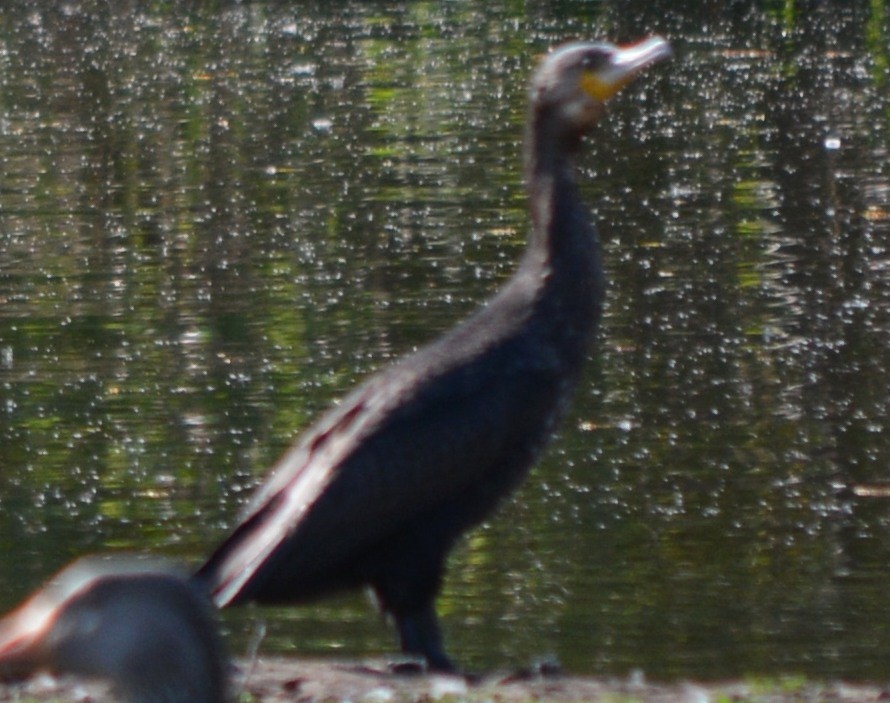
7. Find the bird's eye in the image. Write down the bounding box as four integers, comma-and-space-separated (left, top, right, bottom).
580, 50, 610, 71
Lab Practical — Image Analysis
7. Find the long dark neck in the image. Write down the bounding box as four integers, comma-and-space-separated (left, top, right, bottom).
520, 106, 605, 368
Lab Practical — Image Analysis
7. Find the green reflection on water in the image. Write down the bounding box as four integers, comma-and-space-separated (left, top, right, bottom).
0, 0, 889, 682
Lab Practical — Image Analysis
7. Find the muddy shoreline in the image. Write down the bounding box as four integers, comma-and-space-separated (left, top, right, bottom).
3, 657, 889, 702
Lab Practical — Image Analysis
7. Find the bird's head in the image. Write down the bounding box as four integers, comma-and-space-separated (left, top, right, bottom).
0, 556, 228, 703
531, 36, 672, 133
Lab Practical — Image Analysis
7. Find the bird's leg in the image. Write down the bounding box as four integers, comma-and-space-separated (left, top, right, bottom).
394, 603, 455, 673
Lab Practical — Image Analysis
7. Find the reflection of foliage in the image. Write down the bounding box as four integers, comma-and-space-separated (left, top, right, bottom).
0, 0, 889, 681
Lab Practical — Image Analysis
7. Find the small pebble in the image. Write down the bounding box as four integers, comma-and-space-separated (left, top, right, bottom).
430, 675, 469, 699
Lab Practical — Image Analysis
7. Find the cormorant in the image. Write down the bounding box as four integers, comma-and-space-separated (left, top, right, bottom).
196, 36, 671, 672
0, 556, 228, 703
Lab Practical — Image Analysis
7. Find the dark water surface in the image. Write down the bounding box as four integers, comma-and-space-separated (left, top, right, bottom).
1, 0, 889, 681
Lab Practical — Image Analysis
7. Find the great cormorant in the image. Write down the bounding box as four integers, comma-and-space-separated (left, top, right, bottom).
196, 37, 671, 672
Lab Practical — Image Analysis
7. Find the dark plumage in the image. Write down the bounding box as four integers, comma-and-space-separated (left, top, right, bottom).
196, 37, 671, 671
0, 556, 228, 703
